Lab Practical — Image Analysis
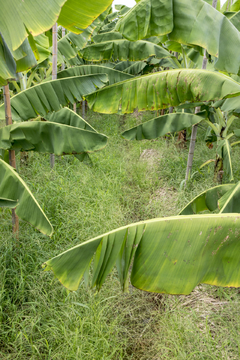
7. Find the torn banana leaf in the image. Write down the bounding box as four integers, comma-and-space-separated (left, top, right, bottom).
86, 69, 240, 114
0, 74, 108, 122
44, 214, 240, 294
55, 65, 133, 85
0, 122, 107, 155
122, 111, 207, 140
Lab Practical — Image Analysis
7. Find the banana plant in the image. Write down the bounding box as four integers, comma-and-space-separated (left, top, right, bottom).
200, 109, 240, 182
43, 212, 240, 294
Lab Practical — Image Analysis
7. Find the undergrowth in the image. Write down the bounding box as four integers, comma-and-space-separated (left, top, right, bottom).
0, 111, 239, 359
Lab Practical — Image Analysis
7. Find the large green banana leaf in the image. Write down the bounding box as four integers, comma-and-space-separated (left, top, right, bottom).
179, 184, 235, 215
122, 112, 207, 140
0, 74, 108, 122
0, 122, 107, 155
0, 159, 53, 236
116, 0, 240, 75
0, 0, 113, 53
55, 65, 133, 85
45, 108, 95, 132
85, 69, 240, 114
82, 40, 171, 62
44, 213, 240, 294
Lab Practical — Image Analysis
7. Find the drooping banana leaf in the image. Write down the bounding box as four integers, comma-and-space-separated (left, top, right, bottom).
0, 198, 18, 208
116, 0, 240, 75
85, 69, 240, 114
0, 74, 108, 122
82, 40, 172, 62
44, 213, 240, 294
0, 122, 107, 155
0, 0, 113, 54
55, 65, 133, 85
122, 111, 207, 140
0, 159, 53, 235
179, 184, 235, 215
45, 108, 95, 132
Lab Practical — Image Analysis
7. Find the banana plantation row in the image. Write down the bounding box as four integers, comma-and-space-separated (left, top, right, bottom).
1, 0, 240, 295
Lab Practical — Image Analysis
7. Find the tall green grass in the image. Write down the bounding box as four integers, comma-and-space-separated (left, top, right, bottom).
0, 111, 239, 359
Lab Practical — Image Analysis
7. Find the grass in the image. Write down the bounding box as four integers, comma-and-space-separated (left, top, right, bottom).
0, 110, 240, 359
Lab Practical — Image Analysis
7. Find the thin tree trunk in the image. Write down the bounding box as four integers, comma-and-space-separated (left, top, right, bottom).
185, 0, 217, 185
18, 72, 28, 165
61, 27, 65, 71
3, 84, 19, 237
50, 23, 58, 168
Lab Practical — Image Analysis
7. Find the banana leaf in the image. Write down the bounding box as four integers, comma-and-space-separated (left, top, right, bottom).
122, 112, 207, 140
116, 0, 240, 75
0, 122, 107, 155
0, 159, 53, 236
45, 108, 95, 132
44, 213, 240, 294
0, 198, 18, 208
179, 184, 235, 215
55, 65, 133, 85
218, 182, 240, 213
86, 69, 240, 114
82, 40, 172, 62
0, 74, 108, 122
0, 0, 113, 53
